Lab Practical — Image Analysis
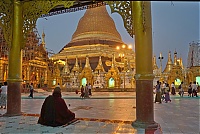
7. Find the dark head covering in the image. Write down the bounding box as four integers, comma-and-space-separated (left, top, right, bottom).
53, 87, 61, 97
53, 87, 61, 93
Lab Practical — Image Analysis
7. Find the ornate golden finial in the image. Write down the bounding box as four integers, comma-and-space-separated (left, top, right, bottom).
84, 55, 91, 69
111, 53, 115, 68
95, 56, 105, 72
174, 50, 178, 66
168, 51, 172, 62
63, 57, 70, 74
153, 55, 158, 70
41, 29, 46, 50
41, 29, 45, 44
72, 56, 79, 72
163, 51, 173, 73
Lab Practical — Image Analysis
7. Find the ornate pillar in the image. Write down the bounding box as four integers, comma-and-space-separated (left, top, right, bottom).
131, 1, 158, 128
6, 0, 23, 116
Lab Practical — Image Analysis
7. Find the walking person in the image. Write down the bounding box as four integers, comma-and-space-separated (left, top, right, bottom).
28, 83, 34, 98
164, 84, 171, 103
0, 82, 8, 109
88, 83, 92, 96
192, 81, 198, 97
154, 81, 162, 104
171, 82, 176, 95
187, 82, 192, 97
84, 84, 89, 98
161, 81, 166, 101
178, 82, 184, 97
80, 85, 85, 98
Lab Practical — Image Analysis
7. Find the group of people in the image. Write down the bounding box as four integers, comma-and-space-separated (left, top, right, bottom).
155, 80, 199, 104
187, 81, 198, 97
80, 83, 92, 98
171, 81, 199, 97
154, 81, 171, 103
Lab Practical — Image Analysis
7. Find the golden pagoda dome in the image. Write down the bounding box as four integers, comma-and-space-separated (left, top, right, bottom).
64, 5, 124, 48
52, 5, 135, 73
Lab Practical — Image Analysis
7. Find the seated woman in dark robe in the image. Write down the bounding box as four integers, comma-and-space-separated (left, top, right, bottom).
38, 87, 75, 127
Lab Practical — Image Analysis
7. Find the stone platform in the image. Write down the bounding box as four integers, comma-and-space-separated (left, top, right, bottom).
0, 92, 199, 134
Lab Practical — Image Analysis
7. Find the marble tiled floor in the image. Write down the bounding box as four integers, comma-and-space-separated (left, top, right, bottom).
0, 92, 199, 134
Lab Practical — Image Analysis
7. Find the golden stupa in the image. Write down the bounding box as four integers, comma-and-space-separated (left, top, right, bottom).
50, 5, 135, 89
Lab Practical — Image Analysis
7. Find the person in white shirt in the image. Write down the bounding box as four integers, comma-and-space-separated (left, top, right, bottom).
0, 82, 8, 109
161, 81, 166, 100
192, 81, 198, 97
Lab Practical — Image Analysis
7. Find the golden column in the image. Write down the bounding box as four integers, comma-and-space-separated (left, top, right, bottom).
131, 1, 159, 128
6, 0, 23, 116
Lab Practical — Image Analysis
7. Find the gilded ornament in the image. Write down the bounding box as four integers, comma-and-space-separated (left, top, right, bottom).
105, 1, 133, 37
0, 0, 75, 48
0, 1, 13, 47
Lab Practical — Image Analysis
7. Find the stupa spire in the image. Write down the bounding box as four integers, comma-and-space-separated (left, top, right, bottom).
111, 53, 115, 68
174, 50, 178, 66
153, 55, 158, 70
41, 29, 46, 50
95, 56, 105, 72
163, 51, 173, 73
84, 55, 91, 69
72, 56, 79, 72
42, 30, 45, 44
63, 57, 70, 74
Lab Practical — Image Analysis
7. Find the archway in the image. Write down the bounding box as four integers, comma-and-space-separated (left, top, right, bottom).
175, 78, 181, 86
196, 76, 200, 85
81, 77, 87, 86
108, 77, 115, 88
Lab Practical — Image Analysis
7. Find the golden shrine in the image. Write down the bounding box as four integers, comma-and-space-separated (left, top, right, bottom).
0, 27, 56, 89
50, 5, 136, 90
153, 45, 200, 87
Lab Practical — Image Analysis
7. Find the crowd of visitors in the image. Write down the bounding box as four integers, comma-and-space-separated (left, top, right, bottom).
154, 80, 199, 104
